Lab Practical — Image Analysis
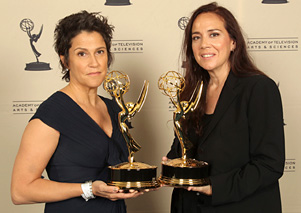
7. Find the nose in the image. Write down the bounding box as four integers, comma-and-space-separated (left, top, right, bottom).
89, 54, 100, 67
200, 37, 209, 49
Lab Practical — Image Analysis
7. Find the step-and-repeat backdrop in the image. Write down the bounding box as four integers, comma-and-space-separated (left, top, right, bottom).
1, 0, 300, 212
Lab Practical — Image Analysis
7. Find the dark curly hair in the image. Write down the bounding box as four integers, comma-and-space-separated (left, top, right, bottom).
54, 11, 114, 82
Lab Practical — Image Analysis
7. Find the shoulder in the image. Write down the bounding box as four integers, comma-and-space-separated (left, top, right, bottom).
235, 74, 280, 95
36, 92, 60, 111
31, 91, 71, 122
240, 74, 277, 87
237, 74, 283, 110
39, 91, 69, 108
228, 73, 282, 107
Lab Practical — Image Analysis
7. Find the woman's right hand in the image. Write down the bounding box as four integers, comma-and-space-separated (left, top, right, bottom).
92, 181, 144, 201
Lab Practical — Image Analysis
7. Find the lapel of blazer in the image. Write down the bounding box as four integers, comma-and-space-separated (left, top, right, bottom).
198, 71, 240, 147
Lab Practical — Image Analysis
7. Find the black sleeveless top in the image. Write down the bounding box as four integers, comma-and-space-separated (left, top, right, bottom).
31, 91, 128, 213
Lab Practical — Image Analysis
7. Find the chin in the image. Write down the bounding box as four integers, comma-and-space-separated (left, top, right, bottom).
87, 81, 103, 89
200, 66, 215, 72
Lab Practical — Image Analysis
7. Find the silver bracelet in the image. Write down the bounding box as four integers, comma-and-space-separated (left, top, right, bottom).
81, 180, 95, 201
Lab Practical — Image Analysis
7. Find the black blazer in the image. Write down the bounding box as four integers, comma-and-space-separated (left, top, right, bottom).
167, 71, 285, 213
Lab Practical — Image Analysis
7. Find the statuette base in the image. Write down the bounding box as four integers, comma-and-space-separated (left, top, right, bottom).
108, 162, 159, 190
159, 158, 210, 186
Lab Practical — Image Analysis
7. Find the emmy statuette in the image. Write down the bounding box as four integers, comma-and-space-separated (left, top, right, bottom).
20, 18, 51, 71
103, 71, 159, 191
158, 71, 210, 187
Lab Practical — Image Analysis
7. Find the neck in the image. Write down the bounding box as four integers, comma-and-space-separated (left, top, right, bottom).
61, 83, 99, 107
208, 69, 230, 88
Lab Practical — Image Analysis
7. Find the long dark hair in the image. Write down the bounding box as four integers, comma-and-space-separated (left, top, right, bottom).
181, 2, 265, 136
54, 11, 114, 82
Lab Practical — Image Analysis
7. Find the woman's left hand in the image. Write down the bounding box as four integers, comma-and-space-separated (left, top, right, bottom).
92, 181, 144, 201
187, 184, 212, 196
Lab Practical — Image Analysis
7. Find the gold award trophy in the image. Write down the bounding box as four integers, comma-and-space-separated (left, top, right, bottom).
103, 71, 159, 190
158, 71, 210, 186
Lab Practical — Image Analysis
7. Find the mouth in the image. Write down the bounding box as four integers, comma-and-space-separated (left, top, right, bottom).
87, 72, 101, 76
201, 54, 215, 58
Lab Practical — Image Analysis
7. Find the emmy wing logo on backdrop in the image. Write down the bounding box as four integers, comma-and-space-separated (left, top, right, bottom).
20, 18, 51, 71
178, 17, 189, 30
262, 0, 288, 3
104, 0, 131, 6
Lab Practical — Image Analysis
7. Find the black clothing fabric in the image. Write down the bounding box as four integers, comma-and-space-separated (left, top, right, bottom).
167, 72, 285, 213
31, 91, 129, 213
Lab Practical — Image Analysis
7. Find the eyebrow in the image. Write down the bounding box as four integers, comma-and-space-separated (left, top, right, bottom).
192, 29, 222, 35
208, 29, 221, 32
74, 46, 106, 51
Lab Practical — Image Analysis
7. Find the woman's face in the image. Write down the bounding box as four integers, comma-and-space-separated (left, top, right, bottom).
61, 31, 108, 89
191, 12, 235, 74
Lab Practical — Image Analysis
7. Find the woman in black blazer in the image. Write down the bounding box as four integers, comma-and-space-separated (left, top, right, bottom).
165, 2, 285, 213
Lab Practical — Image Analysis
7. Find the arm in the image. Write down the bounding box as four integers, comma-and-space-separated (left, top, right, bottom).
11, 119, 81, 204
11, 119, 141, 204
